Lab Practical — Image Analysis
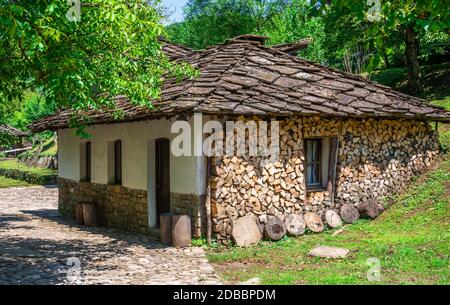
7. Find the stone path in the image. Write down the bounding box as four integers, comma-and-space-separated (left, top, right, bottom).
0, 186, 221, 285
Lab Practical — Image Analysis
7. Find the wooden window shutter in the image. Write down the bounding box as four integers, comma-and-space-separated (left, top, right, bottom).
86, 142, 91, 182
326, 137, 339, 203
114, 140, 122, 184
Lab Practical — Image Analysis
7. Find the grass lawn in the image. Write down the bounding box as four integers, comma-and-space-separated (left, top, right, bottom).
19, 136, 57, 158
0, 159, 56, 176
0, 159, 57, 185
0, 175, 34, 188
207, 98, 450, 285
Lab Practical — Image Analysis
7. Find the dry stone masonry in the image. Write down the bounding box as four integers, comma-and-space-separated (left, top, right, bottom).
59, 179, 204, 237
211, 116, 440, 244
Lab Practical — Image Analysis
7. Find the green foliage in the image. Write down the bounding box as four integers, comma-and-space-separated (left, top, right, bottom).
0, 175, 34, 188
0, 159, 56, 185
370, 62, 450, 100
19, 135, 57, 159
10, 91, 56, 131
166, 0, 448, 84
261, 0, 327, 63
166, 0, 288, 50
419, 30, 450, 63
0, 0, 195, 129
0, 133, 15, 150
192, 236, 220, 248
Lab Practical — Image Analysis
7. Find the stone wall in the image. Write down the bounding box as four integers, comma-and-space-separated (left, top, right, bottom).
59, 178, 149, 233
19, 154, 58, 170
59, 178, 205, 237
171, 193, 205, 238
210, 117, 440, 243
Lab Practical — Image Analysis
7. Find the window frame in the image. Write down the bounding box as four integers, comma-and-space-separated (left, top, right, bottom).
304, 138, 323, 190
85, 141, 91, 182
114, 139, 122, 185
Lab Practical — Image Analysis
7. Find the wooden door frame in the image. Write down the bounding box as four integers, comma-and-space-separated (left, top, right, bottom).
155, 137, 171, 225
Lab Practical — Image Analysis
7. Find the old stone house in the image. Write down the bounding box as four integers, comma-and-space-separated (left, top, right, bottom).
31, 35, 450, 244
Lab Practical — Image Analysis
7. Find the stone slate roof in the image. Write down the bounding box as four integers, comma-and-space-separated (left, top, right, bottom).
160, 37, 194, 60
271, 38, 312, 56
30, 36, 450, 131
0, 125, 29, 137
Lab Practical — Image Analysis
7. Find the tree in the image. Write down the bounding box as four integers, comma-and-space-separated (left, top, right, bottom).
318, 0, 449, 96
0, 0, 194, 132
261, 0, 327, 64
166, 0, 288, 49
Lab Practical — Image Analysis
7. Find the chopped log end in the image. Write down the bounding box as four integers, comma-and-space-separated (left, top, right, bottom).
357, 200, 380, 220
232, 215, 261, 247
285, 213, 306, 236
264, 218, 286, 241
325, 210, 343, 228
340, 204, 360, 223
304, 212, 324, 233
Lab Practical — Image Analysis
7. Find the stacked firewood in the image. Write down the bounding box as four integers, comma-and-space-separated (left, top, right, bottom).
210, 116, 440, 244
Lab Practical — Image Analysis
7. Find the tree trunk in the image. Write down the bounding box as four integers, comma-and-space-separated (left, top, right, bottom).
405, 24, 421, 96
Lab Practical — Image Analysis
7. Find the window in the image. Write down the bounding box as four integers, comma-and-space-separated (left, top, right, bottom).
85, 142, 91, 182
305, 139, 322, 188
304, 137, 339, 201
114, 140, 122, 184
79, 141, 91, 181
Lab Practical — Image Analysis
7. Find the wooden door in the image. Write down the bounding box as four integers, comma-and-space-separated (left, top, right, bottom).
155, 138, 170, 224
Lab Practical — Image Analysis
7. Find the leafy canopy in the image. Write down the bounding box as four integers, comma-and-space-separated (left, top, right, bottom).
0, 0, 195, 128
166, 0, 289, 50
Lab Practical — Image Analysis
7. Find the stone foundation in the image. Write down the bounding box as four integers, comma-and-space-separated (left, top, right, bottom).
58, 178, 205, 237
171, 193, 205, 238
210, 117, 441, 243
59, 178, 149, 233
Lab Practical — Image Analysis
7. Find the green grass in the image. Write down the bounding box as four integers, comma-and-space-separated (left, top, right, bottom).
0, 159, 56, 176
0, 159, 57, 185
19, 136, 57, 158
433, 97, 450, 111
431, 97, 450, 151
0, 175, 34, 188
208, 100, 450, 285
208, 159, 450, 284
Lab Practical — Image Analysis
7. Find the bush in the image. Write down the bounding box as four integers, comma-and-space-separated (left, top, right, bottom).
0, 160, 56, 185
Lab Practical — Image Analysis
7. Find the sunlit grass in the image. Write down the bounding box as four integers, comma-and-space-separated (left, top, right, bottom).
0, 175, 34, 188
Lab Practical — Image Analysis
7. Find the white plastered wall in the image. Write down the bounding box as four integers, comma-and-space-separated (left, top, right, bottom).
57, 116, 207, 227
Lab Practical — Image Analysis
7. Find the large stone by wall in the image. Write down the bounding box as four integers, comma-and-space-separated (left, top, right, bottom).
59, 178, 205, 237
210, 117, 440, 243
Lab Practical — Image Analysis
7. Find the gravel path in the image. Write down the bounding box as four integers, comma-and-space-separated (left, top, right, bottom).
0, 186, 221, 285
